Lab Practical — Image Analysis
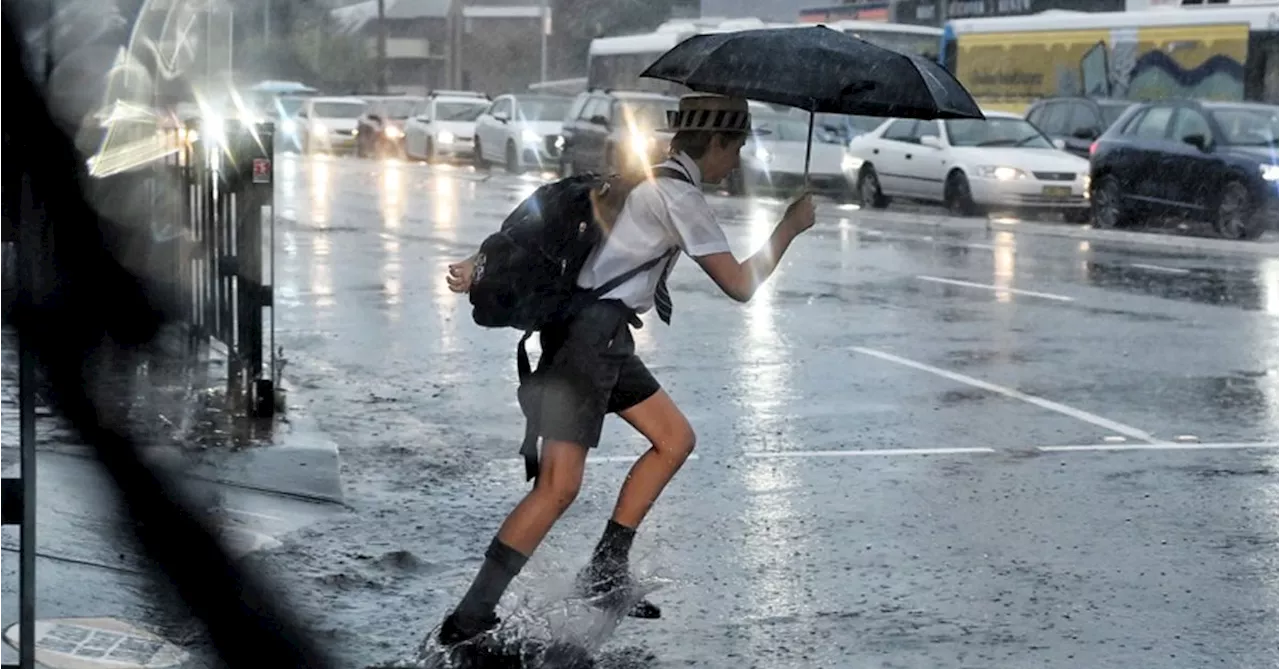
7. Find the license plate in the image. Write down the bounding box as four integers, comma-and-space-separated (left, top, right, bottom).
1042, 186, 1072, 198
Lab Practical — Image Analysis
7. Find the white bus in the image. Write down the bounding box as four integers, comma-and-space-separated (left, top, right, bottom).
941, 5, 1280, 112
587, 18, 944, 94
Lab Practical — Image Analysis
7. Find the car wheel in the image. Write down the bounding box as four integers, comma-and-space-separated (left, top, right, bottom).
856, 166, 889, 209
945, 171, 982, 217
1090, 174, 1130, 229
1063, 209, 1091, 224
506, 140, 522, 174
1213, 180, 1260, 240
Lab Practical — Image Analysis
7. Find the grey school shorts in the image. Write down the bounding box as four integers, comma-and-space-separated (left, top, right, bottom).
519, 300, 661, 450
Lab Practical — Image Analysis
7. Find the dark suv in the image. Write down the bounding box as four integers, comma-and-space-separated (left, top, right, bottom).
1089, 99, 1278, 240
1025, 97, 1136, 158
559, 90, 679, 176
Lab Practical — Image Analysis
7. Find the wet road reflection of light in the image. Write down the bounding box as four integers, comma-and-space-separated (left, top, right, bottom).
381, 160, 404, 231
433, 174, 457, 237
730, 276, 810, 628
429, 173, 461, 353
992, 230, 1016, 304
309, 155, 332, 225
1262, 259, 1279, 317
310, 233, 334, 309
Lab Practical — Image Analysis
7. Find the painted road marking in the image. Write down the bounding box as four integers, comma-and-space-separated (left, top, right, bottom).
916, 275, 1075, 302
1130, 263, 1191, 275
744, 447, 995, 458
496, 454, 701, 465
1038, 442, 1275, 453
223, 508, 284, 522
851, 347, 1166, 444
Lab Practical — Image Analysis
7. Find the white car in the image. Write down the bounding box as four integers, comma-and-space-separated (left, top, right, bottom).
730, 112, 850, 198
403, 91, 491, 163
297, 96, 367, 154
473, 94, 573, 173
844, 111, 1092, 221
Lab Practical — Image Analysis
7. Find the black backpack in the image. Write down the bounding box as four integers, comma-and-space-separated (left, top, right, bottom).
468, 166, 693, 380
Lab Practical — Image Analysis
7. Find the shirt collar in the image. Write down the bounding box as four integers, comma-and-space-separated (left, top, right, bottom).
669, 152, 703, 185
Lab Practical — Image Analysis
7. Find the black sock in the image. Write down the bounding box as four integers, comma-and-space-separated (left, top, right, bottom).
453, 537, 528, 623
589, 519, 636, 572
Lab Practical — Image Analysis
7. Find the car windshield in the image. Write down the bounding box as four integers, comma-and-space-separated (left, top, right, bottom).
755, 116, 843, 144
619, 100, 677, 129
945, 117, 1055, 148
436, 101, 489, 121
518, 98, 572, 121
380, 99, 418, 119
278, 97, 305, 117
1210, 108, 1279, 146
313, 102, 366, 119
1099, 103, 1132, 129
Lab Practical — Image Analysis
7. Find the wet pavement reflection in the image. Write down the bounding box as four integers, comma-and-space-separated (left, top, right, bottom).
254, 154, 1275, 668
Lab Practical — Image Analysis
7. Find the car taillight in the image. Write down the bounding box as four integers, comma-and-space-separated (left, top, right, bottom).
1089, 140, 1098, 157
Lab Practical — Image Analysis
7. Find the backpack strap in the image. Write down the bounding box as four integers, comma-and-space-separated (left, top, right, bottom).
652, 164, 695, 185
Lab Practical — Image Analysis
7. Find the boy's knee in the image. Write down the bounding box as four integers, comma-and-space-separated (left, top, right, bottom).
535, 472, 581, 511
656, 424, 696, 460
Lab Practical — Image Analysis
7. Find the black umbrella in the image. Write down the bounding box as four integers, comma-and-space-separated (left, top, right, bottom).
640, 24, 984, 182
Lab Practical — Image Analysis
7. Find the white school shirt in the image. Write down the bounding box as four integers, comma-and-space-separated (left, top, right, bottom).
576, 152, 732, 313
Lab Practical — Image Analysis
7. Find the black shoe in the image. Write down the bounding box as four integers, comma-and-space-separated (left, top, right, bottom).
437, 611, 500, 646
575, 563, 661, 620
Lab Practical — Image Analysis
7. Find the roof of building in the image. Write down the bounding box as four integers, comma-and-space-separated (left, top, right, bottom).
331, 0, 452, 33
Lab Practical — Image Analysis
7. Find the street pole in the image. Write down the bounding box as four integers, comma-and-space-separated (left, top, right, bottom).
539, 0, 548, 83
377, 0, 387, 93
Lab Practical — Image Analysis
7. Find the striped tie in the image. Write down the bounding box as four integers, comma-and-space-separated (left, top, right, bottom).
653, 254, 675, 324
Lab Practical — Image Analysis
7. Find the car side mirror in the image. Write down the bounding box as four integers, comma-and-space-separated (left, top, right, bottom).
1071, 126, 1098, 140
1052, 138, 1067, 150
920, 135, 942, 148
367, 114, 382, 123
1182, 133, 1210, 151
589, 114, 609, 127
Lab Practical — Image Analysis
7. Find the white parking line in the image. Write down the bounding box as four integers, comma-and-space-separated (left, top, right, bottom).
495, 454, 701, 465
1039, 442, 1275, 453
851, 347, 1167, 444
1130, 263, 1192, 275
744, 447, 995, 458
916, 275, 1075, 302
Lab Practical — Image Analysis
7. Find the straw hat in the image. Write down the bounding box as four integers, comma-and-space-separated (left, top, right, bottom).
664, 93, 751, 132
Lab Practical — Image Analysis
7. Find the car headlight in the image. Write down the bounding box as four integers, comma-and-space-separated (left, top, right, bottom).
438, 130, 455, 145
629, 131, 654, 156
521, 129, 540, 145
554, 135, 565, 150
310, 121, 327, 136
384, 125, 404, 139
1261, 164, 1280, 182
281, 119, 297, 135
975, 165, 1028, 180
753, 146, 772, 163
841, 153, 864, 172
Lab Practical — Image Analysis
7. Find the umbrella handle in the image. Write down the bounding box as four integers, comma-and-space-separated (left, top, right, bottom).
803, 109, 814, 190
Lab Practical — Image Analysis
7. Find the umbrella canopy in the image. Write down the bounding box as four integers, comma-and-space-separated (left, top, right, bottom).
639, 25, 983, 121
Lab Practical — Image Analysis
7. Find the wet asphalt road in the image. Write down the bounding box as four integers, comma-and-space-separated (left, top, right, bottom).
251, 153, 1278, 669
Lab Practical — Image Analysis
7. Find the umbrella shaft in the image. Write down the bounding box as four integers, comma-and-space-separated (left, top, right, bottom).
803, 110, 815, 189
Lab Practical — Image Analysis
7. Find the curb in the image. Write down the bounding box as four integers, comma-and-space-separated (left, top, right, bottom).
847, 209, 1279, 258
140, 342, 344, 504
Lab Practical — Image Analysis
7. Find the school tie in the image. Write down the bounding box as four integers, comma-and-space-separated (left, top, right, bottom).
653, 254, 675, 324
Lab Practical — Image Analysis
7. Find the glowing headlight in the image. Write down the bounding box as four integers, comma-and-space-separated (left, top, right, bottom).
310, 121, 328, 136
842, 153, 864, 172
976, 165, 1027, 180
438, 130, 455, 145
1261, 164, 1280, 181
753, 146, 773, 163
554, 135, 565, 150
384, 125, 404, 139
629, 131, 654, 156
281, 119, 297, 135
521, 129, 540, 145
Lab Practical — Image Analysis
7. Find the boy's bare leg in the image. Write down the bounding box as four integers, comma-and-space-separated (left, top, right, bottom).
612, 390, 696, 528
441, 440, 588, 641
577, 391, 694, 618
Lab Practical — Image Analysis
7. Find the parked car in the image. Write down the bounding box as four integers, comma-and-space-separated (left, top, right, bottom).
728, 112, 850, 198
402, 90, 491, 163
356, 96, 422, 158
1025, 96, 1136, 158
845, 111, 1091, 221
297, 97, 367, 155
559, 90, 679, 176
1089, 99, 1278, 240
473, 93, 573, 173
